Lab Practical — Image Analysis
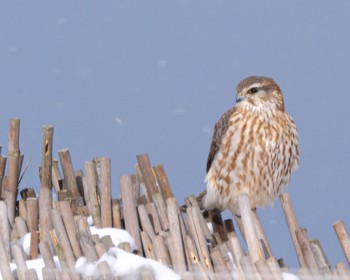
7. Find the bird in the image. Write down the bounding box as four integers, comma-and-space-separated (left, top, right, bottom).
203, 76, 299, 212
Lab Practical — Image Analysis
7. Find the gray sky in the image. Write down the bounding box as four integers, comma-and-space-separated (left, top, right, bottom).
1, 1, 350, 268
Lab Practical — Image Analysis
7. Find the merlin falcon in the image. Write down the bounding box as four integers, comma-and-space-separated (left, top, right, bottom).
203, 76, 299, 211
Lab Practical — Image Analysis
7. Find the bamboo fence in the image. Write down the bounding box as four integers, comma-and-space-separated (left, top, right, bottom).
0, 118, 349, 279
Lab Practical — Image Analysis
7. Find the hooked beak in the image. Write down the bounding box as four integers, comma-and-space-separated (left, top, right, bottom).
236, 92, 245, 103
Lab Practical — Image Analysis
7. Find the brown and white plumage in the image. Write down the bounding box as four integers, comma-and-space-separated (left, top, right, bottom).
203, 76, 299, 211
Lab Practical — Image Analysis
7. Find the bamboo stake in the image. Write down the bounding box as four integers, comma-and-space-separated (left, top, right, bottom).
255, 259, 272, 280
240, 255, 262, 280
153, 164, 174, 199
58, 149, 80, 198
51, 209, 76, 271
94, 242, 107, 258
41, 125, 53, 189
24, 269, 39, 280
333, 220, 350, 266
84, 161, 101, 227
38, 187, 54, 254
141, 231, 156, 260
99, 157, 112, 228
145, 203, 162, 234
226, 236, 245, 280
335, 262, 350, 279
42, 267, 57, 280
100, 235, 114, 251
26, 197, 39, 232
0, 155, 6, 199
266, 257, 283, 280
167, 197, 186, 275
75, 170, 84, 199
186, 206, 213, 272
0, 201, 11, 260
7, 118, 20, 226
50, 229, 68, 270
152, 235, 171, 266
252, 209, 273, 258
76, 216, 98, 262
51, 159, 62, 193
97, 261, 113, 280
13, 244, 28, 280
310, 239, 330, 272
136, 154, 159, 202
279, 193, 307, 267
39, 242, 56, 269
0, 235, 13, 280
30, 230, 39, 260
15, 216, 28, 238
111, 199, 122, 229
120, 174, 143, 255
138, 204, 156, 239
234, 193, 262, 264
152, 192, 169, 231
295, 228, 319, 272
210, 247, 230, 277
58, 200, 83, 258
185, 196, 213, 243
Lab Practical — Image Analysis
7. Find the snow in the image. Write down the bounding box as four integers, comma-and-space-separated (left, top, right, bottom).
283, 272, 300, 280
76, 247, 181, 280
10, 223, 300, 280
89, 226, 137, 251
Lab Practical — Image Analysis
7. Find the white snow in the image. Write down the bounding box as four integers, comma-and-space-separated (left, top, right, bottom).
11, 226, 300, 280
76, 247, 181, 280
17, 232, 31, 257
89, 226, 137, 251
283, 272, 300, 280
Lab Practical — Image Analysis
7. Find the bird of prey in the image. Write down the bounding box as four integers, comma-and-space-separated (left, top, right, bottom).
203, 76, 299, 211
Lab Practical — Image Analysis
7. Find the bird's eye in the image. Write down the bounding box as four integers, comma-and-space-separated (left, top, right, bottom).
248, 87, 258, 94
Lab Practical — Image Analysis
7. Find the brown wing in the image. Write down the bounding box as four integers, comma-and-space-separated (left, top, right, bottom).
206, 107, 236, 173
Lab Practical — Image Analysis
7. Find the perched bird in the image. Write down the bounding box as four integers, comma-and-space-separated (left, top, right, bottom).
203, 76, 299, 211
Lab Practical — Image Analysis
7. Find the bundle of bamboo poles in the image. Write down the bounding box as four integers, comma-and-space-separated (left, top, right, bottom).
1, 118, 350, 279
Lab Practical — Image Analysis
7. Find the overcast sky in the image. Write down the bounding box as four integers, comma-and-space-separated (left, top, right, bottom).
1, 1, 350, 268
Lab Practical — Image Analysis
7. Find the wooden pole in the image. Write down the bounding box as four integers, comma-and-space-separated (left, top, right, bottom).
0, 235, 13, 280
295, 228, 319, 272
51, 209, 76, 271
234, 193, 262, 264
120, 174, 143, 255
84, 161, 101, 227
138, 204, 156, 239
41, 125, 54, 189
76, 216, 99, 262
112, 199, 122, 229
12, 244, 28, 280
152, 192, 169, 231
58, 200, 83, 258
39, 125, 54, 254
38, 187, 54, 254
153, 164, 174, 199
7, 118, 20, 226
279, 193, 307, 267
51, 159, 62, 193
99, 157, 112, 228
0, 155, 6, 199
136, 154, 159, 202
39, 242, 56, 269
167, 197, 186, 275
0, 201, 11, 260
26, 197, 39, 232
333, 220, 350, 266
58, 149, 80, 198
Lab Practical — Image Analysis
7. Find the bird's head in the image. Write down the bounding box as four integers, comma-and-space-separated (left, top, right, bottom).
235, 76, 285, 111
